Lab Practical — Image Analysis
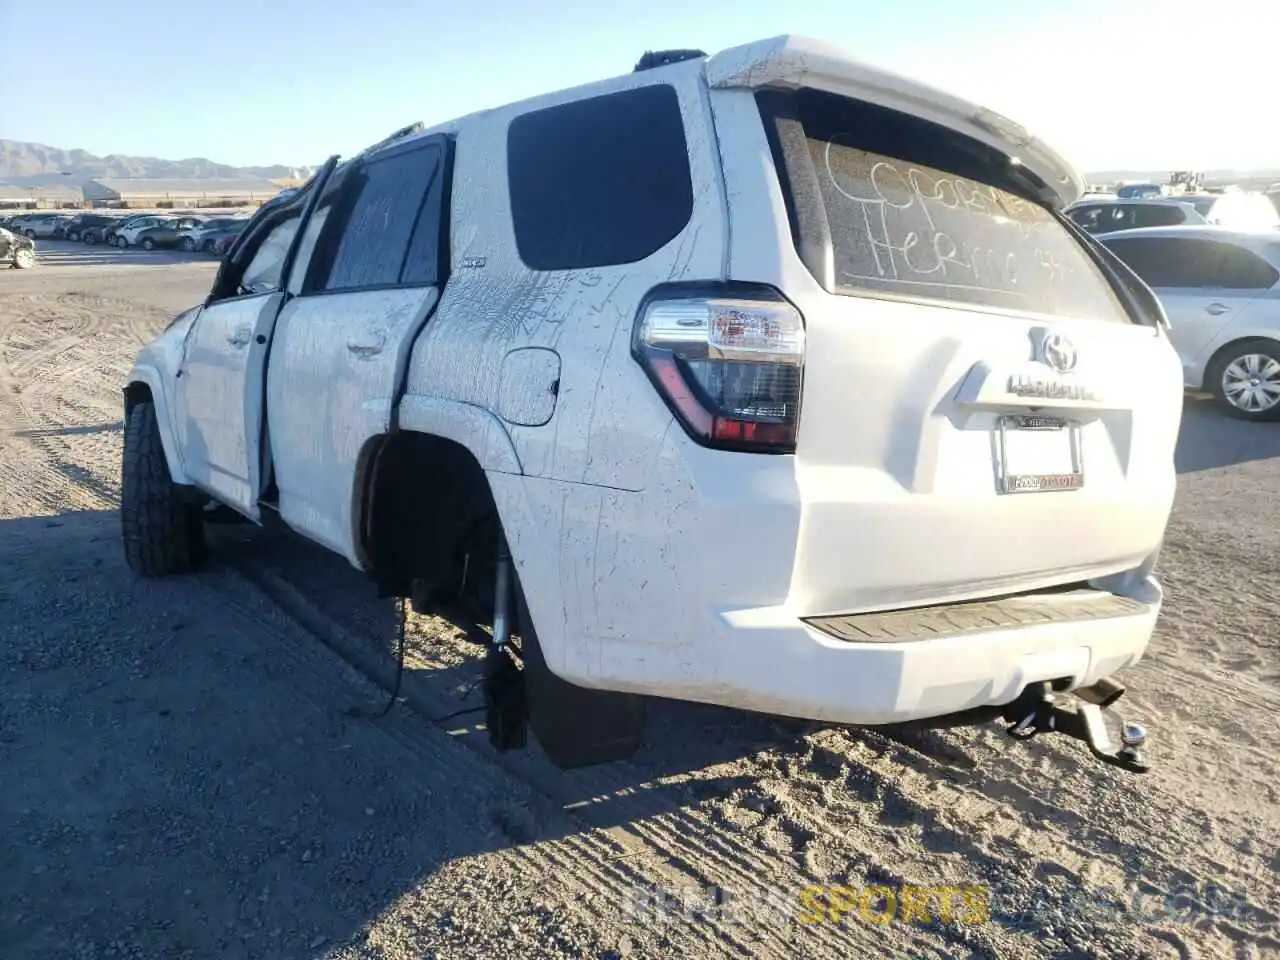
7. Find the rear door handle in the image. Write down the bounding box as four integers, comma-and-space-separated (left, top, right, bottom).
226, 327, 251, 347
1205, 302, 1231, 316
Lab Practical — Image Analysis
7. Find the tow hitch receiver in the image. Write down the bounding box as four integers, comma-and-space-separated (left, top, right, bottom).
1001, 680, 1150, 773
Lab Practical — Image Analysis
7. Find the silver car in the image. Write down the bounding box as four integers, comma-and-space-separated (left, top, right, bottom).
1099, 224, 1280, 420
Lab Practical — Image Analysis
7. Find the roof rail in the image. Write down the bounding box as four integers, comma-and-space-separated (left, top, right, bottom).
633, 49, 706, 72
358, 121, 426, 158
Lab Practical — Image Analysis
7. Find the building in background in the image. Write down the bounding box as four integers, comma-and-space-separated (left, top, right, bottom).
81, 177, 284, 209
0, 182, 83, 209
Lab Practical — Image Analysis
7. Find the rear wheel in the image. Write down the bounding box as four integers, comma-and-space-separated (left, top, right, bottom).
1207, 340, 1280, 422
120, 401, 207, 577
141, 237, 155, 250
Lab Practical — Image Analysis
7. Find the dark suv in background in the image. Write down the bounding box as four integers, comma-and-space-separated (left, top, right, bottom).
65, 214, 118, 243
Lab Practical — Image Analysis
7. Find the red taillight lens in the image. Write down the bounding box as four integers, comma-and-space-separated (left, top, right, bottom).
633, 288, 805, 452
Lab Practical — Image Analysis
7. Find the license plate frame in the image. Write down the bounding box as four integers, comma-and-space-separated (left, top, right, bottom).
994, 414, 1084, 495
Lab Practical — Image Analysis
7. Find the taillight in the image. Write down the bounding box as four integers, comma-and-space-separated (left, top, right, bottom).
632, 284, 805, 453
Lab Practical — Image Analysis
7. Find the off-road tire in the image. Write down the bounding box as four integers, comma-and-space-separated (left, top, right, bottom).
121, 401, 207, 577
517, 577, 646, 768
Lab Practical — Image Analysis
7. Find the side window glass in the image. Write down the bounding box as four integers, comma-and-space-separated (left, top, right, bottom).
308, 145, 441, 293
1131, 205, 1183, 228
1198, 241, 1279, 290
507, 84, 694, 270
1105, 206, 1133, 232
239, 214, 301, 296
1069, 206, 1102, 231
1102, 238, 1182, 287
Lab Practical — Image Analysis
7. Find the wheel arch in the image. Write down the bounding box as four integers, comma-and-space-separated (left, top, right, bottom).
1200, 334, 1280, 391
123, 367, 190, 486
352, 398, 523, 593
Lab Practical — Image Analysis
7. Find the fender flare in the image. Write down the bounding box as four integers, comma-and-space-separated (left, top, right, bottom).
123, 364, 191, 486
394, 394, 524, 475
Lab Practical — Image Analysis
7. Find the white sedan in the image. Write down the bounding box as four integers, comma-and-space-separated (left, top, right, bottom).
1099, 224, 1280, 420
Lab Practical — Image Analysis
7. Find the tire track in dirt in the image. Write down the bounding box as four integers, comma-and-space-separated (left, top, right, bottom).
0, 293, 159, 513
200, 567, 766, 958
229, 530, 1041, 958
231, 544, 905, 959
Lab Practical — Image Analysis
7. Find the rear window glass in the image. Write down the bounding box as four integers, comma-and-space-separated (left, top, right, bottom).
758, 89, 1132, 323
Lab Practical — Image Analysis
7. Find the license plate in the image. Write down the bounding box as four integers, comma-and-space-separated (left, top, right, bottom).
994, 415, 1083, 494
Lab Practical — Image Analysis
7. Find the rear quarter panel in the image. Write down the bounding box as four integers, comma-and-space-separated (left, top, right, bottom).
402, 61, 728, 493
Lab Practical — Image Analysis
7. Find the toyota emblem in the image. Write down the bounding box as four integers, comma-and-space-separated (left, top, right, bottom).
1040, 332, 1078, 373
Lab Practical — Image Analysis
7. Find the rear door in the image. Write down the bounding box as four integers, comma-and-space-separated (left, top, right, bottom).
1102, 235, 1279, 373
717, 86, 1183, 616
265, 136, 451, 563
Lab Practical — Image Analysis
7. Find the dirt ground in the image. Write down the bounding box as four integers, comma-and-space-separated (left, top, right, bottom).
1, 243, 1277, 960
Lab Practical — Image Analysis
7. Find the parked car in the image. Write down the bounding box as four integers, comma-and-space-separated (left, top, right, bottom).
121, 36, 1181, 774
102, 215, 159, 246
1116, 182, 1163, 200
133, 217, 206, 251
11, 213, 70, 240
64, 213, 118, 242
1065, 198, 1206, 234
1180, 192, 1280, 230
180, 217, 243, 252
1099, 224, 1280, 420
204, 224, 247, 256
0, 226, 37, 268
111, 216, 178, 248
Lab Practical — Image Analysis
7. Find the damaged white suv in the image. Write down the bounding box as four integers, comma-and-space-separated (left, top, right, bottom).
121, 36, 1181, 771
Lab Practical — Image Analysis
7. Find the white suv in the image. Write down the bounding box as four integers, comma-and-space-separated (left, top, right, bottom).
112, 216, 176, 248
121, 36, 1182, 771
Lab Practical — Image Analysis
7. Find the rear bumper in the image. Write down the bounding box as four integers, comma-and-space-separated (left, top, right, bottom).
594, 576, 1162, 725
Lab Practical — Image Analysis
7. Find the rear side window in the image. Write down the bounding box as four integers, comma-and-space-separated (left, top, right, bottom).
1102, 237, 1280, 290
757, 88, 1132, 323
307, 142, 445, 293
507, 84, 694, 271
1129, 205, 1187, 228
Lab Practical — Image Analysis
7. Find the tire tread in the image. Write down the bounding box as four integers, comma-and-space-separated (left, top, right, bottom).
121, 401, 206, 577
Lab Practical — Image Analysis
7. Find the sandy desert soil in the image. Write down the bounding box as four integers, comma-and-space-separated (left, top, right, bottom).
0, 242, 1277, 960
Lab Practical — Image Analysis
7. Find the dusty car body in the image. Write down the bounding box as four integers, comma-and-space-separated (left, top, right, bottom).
0, 227, 36, 268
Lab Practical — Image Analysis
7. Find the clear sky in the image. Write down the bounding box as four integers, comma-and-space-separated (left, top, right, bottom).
2, 0, 1275, 174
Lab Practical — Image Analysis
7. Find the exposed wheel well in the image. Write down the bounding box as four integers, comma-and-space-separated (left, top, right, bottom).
358, 431, 500, 605
1201, 336, 1280, 391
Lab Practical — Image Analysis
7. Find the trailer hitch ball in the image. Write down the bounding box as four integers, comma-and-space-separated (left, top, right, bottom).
1119, 722, 1147, 765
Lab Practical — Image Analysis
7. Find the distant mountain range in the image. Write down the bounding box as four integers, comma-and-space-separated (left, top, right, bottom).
3, 137, 1277, 193
0, 139, 317, 186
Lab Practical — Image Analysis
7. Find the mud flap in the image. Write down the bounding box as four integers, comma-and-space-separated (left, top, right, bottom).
516, 585, 647, 769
